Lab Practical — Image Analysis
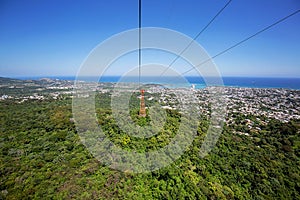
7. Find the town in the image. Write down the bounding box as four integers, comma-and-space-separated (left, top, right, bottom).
1, 77, 300, 125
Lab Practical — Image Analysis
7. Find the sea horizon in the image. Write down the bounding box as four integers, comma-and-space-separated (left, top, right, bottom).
5, 75, 300, 90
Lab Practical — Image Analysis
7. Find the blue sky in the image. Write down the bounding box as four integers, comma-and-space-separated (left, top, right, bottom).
0, 0, 299, 77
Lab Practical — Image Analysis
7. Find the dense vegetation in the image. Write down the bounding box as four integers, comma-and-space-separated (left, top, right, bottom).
0, 93, 299, 199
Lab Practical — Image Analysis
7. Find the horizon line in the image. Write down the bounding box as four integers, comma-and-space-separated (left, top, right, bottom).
3, 75, 300, 79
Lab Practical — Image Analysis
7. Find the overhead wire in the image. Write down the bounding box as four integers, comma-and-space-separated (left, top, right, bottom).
160, 0, 233, 76
181, 9, 300, 76
138, 0, 142, 87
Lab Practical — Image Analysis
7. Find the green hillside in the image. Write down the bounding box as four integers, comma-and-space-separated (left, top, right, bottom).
0, 93, 299, 199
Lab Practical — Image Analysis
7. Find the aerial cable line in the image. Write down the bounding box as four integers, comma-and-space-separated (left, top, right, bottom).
160, 0, 233, 76
138, 0, 142, 87
138, 0, 147, 117
181, 9, 300, 75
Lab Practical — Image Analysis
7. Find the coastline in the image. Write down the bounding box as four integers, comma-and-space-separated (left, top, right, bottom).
9, 76, 300, 90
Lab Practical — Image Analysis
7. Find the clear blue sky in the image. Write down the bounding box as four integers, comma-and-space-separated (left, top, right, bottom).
0, 0, 299, 77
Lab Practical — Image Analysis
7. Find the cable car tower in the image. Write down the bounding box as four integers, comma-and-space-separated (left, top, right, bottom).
139, 89, 146, 117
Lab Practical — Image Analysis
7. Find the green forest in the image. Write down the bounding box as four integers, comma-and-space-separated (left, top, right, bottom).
0, 93, 299, 199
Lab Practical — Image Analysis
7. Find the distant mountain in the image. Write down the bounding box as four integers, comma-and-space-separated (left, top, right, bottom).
0, 77, 64, 85
0, 77, 24, 84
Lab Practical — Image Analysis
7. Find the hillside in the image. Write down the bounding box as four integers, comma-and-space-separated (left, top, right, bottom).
0, 91, 299, 199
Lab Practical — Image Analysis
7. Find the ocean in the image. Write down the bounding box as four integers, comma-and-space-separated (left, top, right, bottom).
16, 76, 300, 90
